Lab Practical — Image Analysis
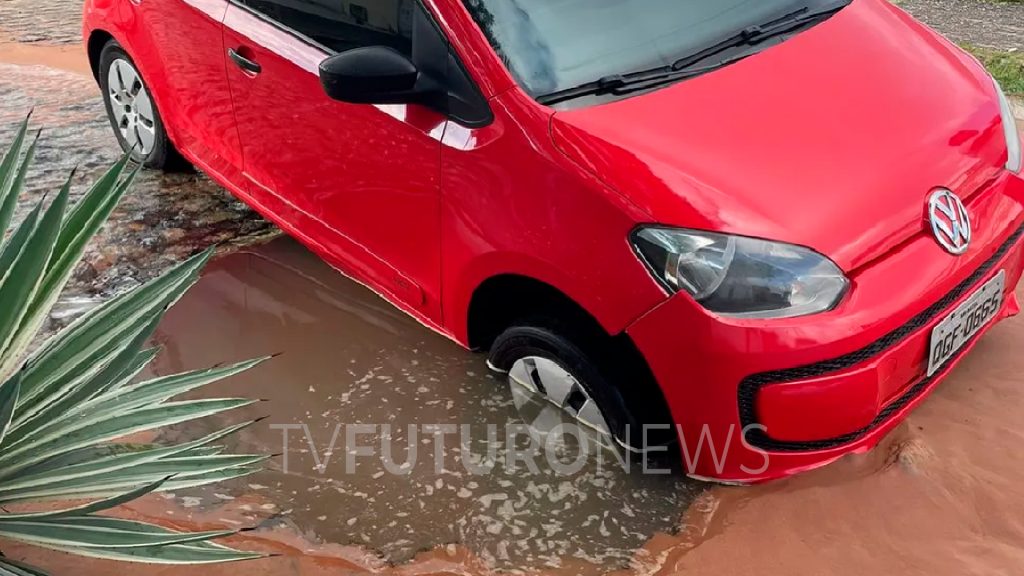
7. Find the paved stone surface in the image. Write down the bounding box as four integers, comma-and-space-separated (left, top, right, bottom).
0, 0, 84, 44
1, 2, 278, 319
898, 0, 1024, 51
0, 59, 277, 325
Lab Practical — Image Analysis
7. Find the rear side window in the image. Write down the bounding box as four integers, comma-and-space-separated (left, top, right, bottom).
237, 0, 416, 55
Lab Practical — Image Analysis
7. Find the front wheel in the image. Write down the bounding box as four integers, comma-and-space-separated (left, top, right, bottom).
98, 41, 187, 170
488, 323, 646, 452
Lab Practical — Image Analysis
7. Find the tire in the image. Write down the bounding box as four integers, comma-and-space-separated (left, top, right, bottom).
98, 40, 188, 171
489, 321, 650, 453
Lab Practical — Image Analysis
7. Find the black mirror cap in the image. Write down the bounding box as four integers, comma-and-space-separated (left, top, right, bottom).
319, 46, 420, 104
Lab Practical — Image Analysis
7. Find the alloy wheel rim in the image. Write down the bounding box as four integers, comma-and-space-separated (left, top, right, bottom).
107, 58, 156, 156
508, 356, 611, 436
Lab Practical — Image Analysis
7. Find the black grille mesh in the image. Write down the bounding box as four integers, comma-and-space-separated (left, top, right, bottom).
739, 223, 1024, 452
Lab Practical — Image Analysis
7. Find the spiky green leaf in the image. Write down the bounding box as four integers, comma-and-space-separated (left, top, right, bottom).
0, 202, 42, 301
0, 398, 256, 477
0, 136, 40, 243
0, 177, 69, 378
0, 117, 265, 569
0, 420, 257, 492
0, 476, 171, 520
0, 373, 20, 446
29, 517, 264, 564
0, 465, 263, 505
13, 248, 212, 416
7, 164, 140, 382
6, 358, 264, 458
0, 517, 235, 549
43, 543, 264, 565
0, 116, 33, 234
47, 153, 133, 276
5, 315, 161, 437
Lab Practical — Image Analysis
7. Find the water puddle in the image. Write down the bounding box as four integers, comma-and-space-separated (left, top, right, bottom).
130, 242, 1024, 576
144, 238, 700, 572
0, 40, 91, 75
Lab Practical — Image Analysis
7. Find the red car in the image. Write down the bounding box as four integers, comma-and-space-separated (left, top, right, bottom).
83, 0, 1023, 482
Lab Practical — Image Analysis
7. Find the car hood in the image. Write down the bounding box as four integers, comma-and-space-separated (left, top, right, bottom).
550, 0, 1008, 272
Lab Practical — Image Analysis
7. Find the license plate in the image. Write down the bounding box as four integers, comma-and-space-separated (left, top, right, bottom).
927, 270, 1005, 376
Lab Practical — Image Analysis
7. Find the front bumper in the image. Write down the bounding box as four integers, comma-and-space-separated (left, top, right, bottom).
627, 172, 1024, 482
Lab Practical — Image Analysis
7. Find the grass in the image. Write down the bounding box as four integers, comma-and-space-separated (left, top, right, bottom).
961, 44, 1024, 96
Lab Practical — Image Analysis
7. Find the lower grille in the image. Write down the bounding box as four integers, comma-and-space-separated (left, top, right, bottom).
739, 222, 1024, 452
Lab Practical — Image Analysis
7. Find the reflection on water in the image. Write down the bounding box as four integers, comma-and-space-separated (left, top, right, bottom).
148, 238, 700, 570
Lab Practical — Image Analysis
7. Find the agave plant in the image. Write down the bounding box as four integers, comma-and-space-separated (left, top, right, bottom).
0, 116, 269, 574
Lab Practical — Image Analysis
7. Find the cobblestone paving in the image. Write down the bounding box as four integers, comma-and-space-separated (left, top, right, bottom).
1, 0, 278, 321
0, 0, 84, 44
0, 0, 278, 329
898, 0, 1023, 51
0, 60, 277, 319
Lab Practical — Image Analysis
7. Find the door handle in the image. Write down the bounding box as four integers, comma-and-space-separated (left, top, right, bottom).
228, 48, 262, 75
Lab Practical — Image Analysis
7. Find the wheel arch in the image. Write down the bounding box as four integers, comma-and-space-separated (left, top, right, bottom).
466, 273, 603, 352
451, 245, 664, 346
87, 29, 115, 83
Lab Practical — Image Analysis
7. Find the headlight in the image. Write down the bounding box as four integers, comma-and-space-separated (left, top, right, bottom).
995, 78, 1022, 173
633, 227, 849, 319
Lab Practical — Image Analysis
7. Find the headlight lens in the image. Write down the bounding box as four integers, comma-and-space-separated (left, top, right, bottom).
633, 227, 849, 319
995, 78, 1022, 173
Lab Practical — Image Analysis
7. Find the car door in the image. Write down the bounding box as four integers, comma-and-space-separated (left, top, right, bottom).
129, 0, 244, 183
222, 0, 446, 322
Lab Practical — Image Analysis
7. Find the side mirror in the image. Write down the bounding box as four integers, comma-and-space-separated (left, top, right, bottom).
319, 46, 422, 104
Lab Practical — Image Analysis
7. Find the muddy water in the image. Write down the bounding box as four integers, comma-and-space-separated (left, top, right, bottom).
0, 41, 89, 75
12, 240, 1023, 576
649, 290, 1024, 576
144, 238, 698, 571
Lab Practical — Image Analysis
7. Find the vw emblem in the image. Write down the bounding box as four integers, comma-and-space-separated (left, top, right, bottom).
928, 189, 971, 255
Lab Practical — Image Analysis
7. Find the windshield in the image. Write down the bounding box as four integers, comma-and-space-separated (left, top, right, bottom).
462, 0, 848, 99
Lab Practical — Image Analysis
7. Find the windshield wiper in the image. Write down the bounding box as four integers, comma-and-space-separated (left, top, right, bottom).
672, 0, 850, 71
537, 53, 755, 106
537, 0, 849, 106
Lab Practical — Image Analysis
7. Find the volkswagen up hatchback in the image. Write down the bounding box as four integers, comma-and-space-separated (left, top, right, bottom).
84, 0, 1024, 482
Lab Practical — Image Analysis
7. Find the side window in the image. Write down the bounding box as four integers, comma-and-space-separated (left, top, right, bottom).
237, 0, 416, 55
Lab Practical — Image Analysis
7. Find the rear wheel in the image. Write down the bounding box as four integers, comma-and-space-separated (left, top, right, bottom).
99, 41, 187, 170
